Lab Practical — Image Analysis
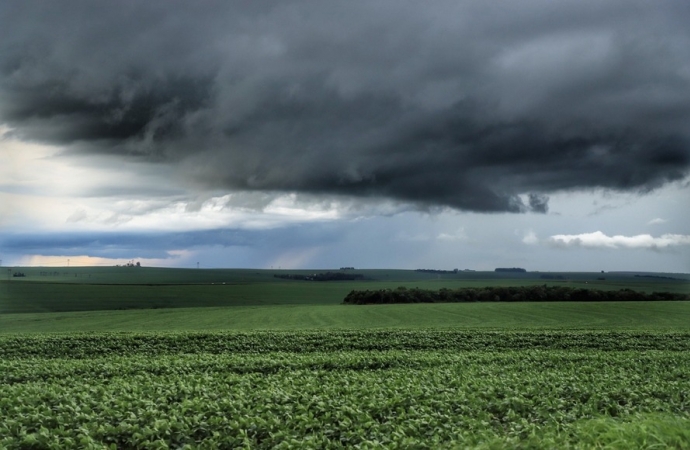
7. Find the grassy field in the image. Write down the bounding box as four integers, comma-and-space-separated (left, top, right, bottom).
2, 267, 690, 448
1, 266, 688, 332
2, 301, 690, 333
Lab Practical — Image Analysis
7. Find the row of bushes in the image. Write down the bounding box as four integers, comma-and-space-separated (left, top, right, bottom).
275, 272, 365, 281
343, 285, 689, 304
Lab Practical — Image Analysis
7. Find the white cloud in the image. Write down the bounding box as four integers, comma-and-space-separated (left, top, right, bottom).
548, 231, 690, 249
522, 231, 539, 245
437, 228, 468, 242
648, 218, 667, 225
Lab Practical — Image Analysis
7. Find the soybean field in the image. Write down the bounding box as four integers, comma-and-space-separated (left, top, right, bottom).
2, 331, 690, 448
1, 267, 690, 448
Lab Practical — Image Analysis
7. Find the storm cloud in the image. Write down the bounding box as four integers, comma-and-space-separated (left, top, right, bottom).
2, 1, 690, 212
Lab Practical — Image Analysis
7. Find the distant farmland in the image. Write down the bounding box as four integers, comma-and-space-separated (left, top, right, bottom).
1, 267, 689, 448
1, 266, 688, 314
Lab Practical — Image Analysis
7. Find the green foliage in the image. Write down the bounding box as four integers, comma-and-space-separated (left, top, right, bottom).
2, 330, 690, 358
565, 414, 690, 449
1, 331, 689, 448
343, 285, 689, 304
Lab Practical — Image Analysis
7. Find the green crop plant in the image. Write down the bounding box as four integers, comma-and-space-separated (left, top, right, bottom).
1, 330, 689, 448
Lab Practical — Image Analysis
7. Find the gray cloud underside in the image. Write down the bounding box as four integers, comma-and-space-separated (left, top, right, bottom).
0, 227, 338, 260
2, 1, 690, 212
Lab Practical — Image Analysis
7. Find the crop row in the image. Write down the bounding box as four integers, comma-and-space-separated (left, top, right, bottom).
2, 349, 690, 449
4, 349, 688, 386
2, 329, 690, 359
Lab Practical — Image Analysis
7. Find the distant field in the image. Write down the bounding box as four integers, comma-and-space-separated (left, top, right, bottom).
2, 267, 688, 314
2, 301, 690, 333
5, 266, 690, 285
2, 266, 688, 333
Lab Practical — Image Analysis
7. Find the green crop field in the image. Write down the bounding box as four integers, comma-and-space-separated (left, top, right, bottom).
1, 331, 690, 448
2, 301, 690, 334
1, 267, 690, 448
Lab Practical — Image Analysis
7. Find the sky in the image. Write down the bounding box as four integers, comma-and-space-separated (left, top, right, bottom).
0, 0, 689, 272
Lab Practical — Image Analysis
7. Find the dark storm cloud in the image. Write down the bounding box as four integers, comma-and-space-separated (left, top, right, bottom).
2, 0, 690, 212
3, 75, 211, 145
528, 194, 549, 214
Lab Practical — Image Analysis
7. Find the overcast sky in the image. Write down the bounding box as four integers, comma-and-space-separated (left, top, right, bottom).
1, 0, 689, 272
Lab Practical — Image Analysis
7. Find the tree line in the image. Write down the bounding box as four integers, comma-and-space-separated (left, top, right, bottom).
275, 272, 365, 282
343, 285, 689, 304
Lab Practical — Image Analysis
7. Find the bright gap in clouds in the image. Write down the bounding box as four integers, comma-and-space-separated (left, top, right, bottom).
18, 251, 192, 268
0, 132, 350, 233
